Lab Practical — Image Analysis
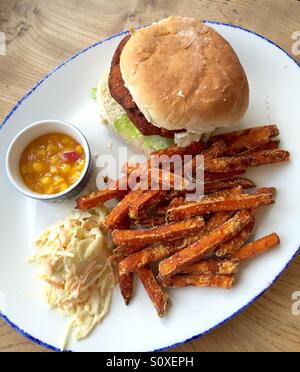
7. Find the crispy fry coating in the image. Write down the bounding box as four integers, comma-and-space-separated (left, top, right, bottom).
76, 178, 129, 210
152, 141, 205, 158
137, 266, 169, 317
215, 219, 255, 257
159, 210, 253, 278
113, 217, 205, 253
104, 190, 144, 230
124, 141, 205, 175
167, 192, 275, 221
204, 178, 256, 194
232, 233, 280, 261
181, 259, 239, 275
129, 190, 166, 219
205, 149, 290, 173
119, 212, 235, 275
131, 216, 167, 229
160, 274, 234, 289
204, 170, 246, 182
239, 140, 280, 155
210, 125, 279, 155
119, 272, 134, 305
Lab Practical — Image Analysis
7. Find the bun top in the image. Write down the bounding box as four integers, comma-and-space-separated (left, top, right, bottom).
120, 16, 249, 133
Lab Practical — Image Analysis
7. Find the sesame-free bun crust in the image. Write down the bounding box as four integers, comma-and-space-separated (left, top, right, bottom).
120, 16, 249, 133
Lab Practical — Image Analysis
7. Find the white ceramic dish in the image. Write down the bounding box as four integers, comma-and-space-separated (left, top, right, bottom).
6, 120, 92, 201
0, 22, 300, 352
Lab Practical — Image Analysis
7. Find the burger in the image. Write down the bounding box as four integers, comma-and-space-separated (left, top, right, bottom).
98, 16, 249, 154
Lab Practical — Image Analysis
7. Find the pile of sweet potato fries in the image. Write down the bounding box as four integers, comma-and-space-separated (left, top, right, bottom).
76, 125, 290, 317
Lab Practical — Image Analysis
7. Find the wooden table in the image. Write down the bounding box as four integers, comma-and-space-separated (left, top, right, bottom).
0, 0, 299, 352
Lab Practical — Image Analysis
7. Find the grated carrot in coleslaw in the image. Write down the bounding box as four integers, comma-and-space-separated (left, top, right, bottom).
29, 207, 115, 349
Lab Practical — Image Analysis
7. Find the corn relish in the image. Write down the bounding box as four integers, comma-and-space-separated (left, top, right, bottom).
20, 133, 86, 195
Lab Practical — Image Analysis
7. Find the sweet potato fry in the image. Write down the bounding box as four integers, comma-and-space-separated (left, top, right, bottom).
141, 168, 194, 191
205, 149, 290, 173
210, 124, 279, 142
113, 217, 205, 253
137, 266, 169, 317
166, 186, 243, 219
191, 140, 227, 172
232, 233, 280, 261
123, 141, 206, 175
215, 219, 255, 258
204, 211, 236, 232
210, 125, 279, 155
131, 216, 167, 229
194, 139, 227, 166
119, 271, 134, 305
167, 192, 275, 221
239, 140, 280, 155
181, 259, 239, 275
129, 190, 166, 219
152, 141, 205, 158
164, 190, 186, 200
204, 178, 256, 194
112, 250, 135, 305
104, 190, 144, 231
168, 197, 186, 209
255, 187, 277, 197
159, 210, 253, 279
168, 185, 244, 210
204, 170, 246, 183
119, 212, 235, 275
118, 243, 179, 275
160, 274, 234, 289
76, 178, 129, 210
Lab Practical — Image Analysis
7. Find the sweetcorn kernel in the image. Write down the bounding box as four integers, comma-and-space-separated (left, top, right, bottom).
36, 149, 46, 158
50, 155, 59, 164
32, 162, 45, 173
46, 143, 58, 154
61, 137, 73, 146
45, 186, 55, 194
40, 176, 52, 186
75, 145, 84, 155
70, 173, 80, 184
60, 164, 72, 174
50, 165, 58, 174
53, 176, 65, 186
76, 160, 85, 172
58, 183, 69, 192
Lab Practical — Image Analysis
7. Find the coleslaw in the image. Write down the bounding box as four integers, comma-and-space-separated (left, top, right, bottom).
29, 207, 115, 348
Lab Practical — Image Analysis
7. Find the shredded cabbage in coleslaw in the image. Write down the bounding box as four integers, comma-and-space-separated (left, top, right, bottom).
29, 207, 115, 348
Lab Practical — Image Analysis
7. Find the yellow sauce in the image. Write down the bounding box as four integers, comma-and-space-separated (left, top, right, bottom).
20, 133, 86, 195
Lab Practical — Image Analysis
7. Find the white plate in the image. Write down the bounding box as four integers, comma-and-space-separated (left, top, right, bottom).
1, 22, 300, 352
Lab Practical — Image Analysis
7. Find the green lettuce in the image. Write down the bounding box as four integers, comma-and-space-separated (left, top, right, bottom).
114, 114, 173, 151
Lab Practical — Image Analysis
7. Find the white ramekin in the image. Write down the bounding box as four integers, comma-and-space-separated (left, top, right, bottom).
6, 120, 92, 202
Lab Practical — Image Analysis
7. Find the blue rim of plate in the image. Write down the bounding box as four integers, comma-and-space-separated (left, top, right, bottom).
0, 21, 299, 353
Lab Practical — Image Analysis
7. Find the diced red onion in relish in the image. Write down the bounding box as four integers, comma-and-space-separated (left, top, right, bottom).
61, 151, 81, 163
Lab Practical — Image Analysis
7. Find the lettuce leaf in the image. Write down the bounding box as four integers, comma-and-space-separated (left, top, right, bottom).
114, 114, 174, 151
